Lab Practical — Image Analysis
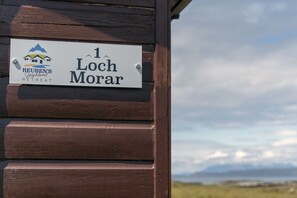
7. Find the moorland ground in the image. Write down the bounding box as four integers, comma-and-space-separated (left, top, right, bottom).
172, 181, 297, 198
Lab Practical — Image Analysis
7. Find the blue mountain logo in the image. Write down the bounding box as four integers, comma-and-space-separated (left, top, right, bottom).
28, 44, 47, 53
23, 44, 52, 68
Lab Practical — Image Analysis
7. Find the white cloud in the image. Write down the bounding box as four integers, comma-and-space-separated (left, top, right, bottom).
283, 105, 297, 112
207, 150, 228, 159
271, 3, 287, 12
173, 20, 297, 128
272, 138, 297, 147
234, 150, 249, 159
276, 130, 297, 137
193, 159, 203, 165
173, 47, 297, 128
262, 151, 275, 158
243, 2, 287, 24
171, 0, 297, 174
243, 3, 265, 24
172, 139, 297, 174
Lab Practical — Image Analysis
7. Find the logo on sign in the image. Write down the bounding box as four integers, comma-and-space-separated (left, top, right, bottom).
23, 44, 52, 68
19, 44, 53, 82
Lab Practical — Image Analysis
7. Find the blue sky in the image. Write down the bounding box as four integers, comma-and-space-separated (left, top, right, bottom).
171, 0, 297, 174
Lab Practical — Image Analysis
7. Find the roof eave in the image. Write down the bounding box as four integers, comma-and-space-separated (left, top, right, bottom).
171, 0, 192, 20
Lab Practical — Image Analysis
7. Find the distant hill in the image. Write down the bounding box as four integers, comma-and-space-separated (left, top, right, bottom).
201, 163, 296, 173
191, 168, 297, 178
173, 163, 297, 183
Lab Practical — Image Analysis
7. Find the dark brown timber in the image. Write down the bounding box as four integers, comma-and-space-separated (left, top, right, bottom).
4, 0, 155, 8
4, 162, 154, 198
0, 0, 155, 44
0, 83, 153, 120
0, 0, 175, 197
0, 38, 9, 77
155, 0, 171, 197
4, 119, 153, 160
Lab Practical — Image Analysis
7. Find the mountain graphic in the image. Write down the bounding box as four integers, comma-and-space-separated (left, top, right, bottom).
28, 44, 47, 53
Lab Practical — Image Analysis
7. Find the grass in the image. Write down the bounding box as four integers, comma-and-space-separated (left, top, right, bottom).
172, 181, 297, 198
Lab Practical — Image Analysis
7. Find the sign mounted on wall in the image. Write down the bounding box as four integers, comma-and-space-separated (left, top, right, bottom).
9, 39, 142, 88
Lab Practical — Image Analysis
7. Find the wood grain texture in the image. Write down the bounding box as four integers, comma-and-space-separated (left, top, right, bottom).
154, 0, 171, 198
0, 120, 8, 159
0, 38, 9, 77
0, 82, 153, 120
0, 161, 6, 197
0, 78, 8, 117
0, 0, 165, 197
0, 41, 153, 81
5, 0, 155, 8
0, 0, 155, 43
4, 162, 154, 198
143, 51, 154, 82
1, 3, 153, 27
4, 119, 153, 160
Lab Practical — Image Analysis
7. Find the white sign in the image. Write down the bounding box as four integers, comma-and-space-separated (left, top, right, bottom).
9, 39, 142, 88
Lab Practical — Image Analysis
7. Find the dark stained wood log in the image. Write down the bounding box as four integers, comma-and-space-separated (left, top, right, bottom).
0, 82, 153, 120
4, 0, 155, 8
0, 78, 8, 85
143, 52, 154, 82
4, 119, 153, 160
4, 162, 154, 198
1, 4, 153, 28
0, 0, 155, 44
60, 0, 155, 8
0, 23, 154, 44
0, 0, 172, 197
0, 120, 8, 159
0, 38, 9, 77
0, 161, 5, 197
0, 78, 8, 117
0, 41, 154, 81
154, 0, 171, 198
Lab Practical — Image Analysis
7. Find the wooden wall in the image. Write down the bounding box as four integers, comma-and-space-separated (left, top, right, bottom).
0, 0, 171, 197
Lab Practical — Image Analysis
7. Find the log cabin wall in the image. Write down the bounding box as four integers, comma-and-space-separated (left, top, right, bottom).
0, 0, 171, 197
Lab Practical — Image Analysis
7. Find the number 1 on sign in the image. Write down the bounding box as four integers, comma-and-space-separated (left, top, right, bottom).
95, 48, 100, 58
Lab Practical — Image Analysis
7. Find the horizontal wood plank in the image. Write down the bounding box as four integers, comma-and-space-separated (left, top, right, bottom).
0, 82, 153, 120
4, 0, 155, 8
1, 4, 153, 28
4, 162, 154, 198
59, 0, 155, 8
0, 23, 154, 44
0, 41, 154, 81
3, 119, 153, 160
0, 0, 155, 44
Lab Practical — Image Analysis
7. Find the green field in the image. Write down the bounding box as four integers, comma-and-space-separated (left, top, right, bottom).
172, 182, 297, 198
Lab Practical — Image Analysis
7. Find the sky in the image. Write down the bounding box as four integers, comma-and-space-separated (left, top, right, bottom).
171, 0, 297, 175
